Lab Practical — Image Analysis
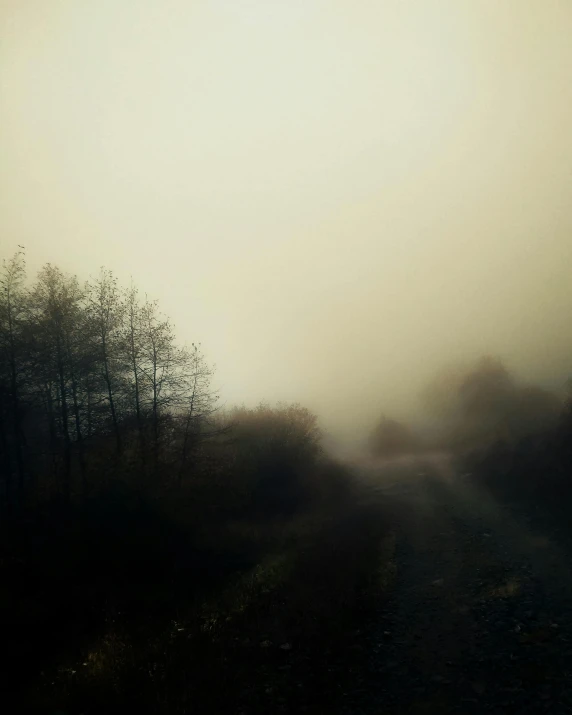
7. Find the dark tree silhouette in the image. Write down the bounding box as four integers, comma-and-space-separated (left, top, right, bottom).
0, 251, 219, 511
369, 416, 418, 458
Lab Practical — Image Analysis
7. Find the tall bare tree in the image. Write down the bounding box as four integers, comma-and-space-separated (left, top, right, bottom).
86, 269, 125, 454
0, 249, 219, 505
122, 282, 144, 441
176, 343, 218, 485
0, 249, 28, 505
30, 265, 85, 503
137, 298, 181, 467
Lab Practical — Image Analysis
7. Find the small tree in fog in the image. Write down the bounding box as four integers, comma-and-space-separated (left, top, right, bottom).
369, 416, 417, 459
176, 343, 218, 485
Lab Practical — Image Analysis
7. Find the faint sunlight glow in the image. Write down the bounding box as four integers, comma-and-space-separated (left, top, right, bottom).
1, 0, 572, 440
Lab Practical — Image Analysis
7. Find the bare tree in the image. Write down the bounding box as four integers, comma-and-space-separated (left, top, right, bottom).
176, 343, 218, 485
122, 282, 144, 442
137, 298, 183, 469
30, 265, 85, 503
0, 250, 220, 505
0, 249, 28, 505
86, 269, 125, 454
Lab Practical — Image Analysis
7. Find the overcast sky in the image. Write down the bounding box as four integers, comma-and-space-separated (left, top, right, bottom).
2, 0, 572, 439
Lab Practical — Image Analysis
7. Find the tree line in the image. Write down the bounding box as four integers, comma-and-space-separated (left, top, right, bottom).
0, 250, 217, 512
369, 356, 566, 459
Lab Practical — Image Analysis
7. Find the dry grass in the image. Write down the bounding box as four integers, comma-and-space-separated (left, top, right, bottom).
23, 495, 393, 714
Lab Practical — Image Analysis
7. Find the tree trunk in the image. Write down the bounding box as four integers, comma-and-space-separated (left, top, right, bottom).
178, 415, 192, 487
45, 385, 58, 479
101, 333, 121, 454
56, 335, 71, 504
86, 380, 93, 439
178, 377, 198, 487
67, 342, 87, 499
152, 348, 159, 474
129, 312, 143, 438
7, 305, 25, 499
0, 409, 13, 514
129, 331, 145, 465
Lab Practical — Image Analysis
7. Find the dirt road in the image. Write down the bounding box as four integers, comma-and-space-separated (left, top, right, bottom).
345, 454, 572, 714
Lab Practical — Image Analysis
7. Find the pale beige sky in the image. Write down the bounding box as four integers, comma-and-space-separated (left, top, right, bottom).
2, 0, 572, 438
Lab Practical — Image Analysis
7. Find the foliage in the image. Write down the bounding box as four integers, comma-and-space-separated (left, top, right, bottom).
217, 403, 324, 514
424, 356, 562, 450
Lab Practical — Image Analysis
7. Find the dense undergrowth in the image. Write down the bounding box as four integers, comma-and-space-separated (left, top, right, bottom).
2, 462, 391, 714
1, 406, 392, 714
460, 404, 572, 535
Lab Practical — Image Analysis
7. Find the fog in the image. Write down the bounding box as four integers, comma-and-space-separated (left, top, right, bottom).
2, 0, 572, 441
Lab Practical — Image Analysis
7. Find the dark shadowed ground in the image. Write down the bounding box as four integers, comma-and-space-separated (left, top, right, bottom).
344, 453, 572, 714
10, 453, 572, 714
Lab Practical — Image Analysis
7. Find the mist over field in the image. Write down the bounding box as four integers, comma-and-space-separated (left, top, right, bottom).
2, 2, 572, 713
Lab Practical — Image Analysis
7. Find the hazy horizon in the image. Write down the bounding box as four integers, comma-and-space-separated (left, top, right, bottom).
2, 0, 572, 440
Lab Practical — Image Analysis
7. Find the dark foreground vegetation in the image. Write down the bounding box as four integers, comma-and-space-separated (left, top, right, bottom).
437, 357, 572, 535
463, 407, 572, 536
3, 459, 390, 714
0, 251, 392, 713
